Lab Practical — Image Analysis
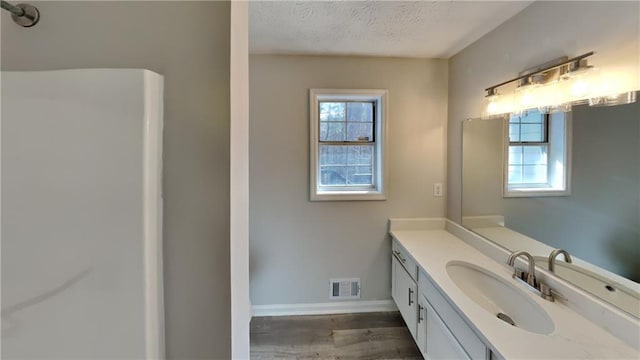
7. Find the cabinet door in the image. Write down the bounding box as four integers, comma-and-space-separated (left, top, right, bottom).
424, 300, 471, 360
392, 256, 418, 339
422, 272, 489, 359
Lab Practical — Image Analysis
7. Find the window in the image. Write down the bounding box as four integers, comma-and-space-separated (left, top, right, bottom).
504, 109, 571, 197
310, 89, 388, 201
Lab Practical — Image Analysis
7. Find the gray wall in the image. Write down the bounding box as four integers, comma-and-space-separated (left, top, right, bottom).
461, 118, 504, 218
448, 1, 640, 223
1, 2, 231, 358
249, 55, 448, 305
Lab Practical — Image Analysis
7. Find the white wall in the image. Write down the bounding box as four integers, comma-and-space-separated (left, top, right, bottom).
230, 1, 250, 359
448, 1, 640, 222
1, 2, 232, 358
250, 55, 448, 305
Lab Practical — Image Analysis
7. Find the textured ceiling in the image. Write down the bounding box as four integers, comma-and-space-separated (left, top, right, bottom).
249, 1, 533, 59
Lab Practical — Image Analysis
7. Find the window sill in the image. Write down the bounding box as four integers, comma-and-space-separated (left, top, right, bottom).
504, 187, 570, 198
311, 190, 387, 201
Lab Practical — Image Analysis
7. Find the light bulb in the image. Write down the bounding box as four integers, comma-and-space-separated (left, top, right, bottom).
561, 64, 599, 104
482, 93, 503, 118
515, 81, 542, 114
487, 100, 500, 114
501, 92, 518, 114
520, 90, 534, 107
593, 75, 622, 98
571, 79, 589, 98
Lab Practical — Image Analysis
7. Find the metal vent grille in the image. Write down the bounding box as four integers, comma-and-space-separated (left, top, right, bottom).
329, 278, 361, 300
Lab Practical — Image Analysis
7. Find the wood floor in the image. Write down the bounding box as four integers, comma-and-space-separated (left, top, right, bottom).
250, 311, 422, 360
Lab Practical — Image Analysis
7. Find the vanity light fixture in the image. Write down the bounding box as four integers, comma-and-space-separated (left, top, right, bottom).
482, 51, 637, 118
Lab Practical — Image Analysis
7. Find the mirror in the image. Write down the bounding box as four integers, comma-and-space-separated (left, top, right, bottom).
462, 92, 639, 317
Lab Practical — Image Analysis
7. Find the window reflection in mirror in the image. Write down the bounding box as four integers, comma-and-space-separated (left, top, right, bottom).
504, 110, 570, 197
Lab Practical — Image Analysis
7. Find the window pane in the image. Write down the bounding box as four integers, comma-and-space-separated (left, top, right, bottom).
520, 124, 544, 142
347, 145, 373, 165
523, 146, 547, 165
319, 145, 347, 165
347, 123, 373, 142
510, 110, 545, 143
519, 109, 544, 124
508, 145, 549, 185
319, 145, 374, 187
508, 165, 523, 184
320, 102, 345, 121
509, 124, 521, 142
347, 166, 373, 185
522, 165, 547, 183
508, 146, 523, 165
347, 102, 373, 122
320, 122, 346, 141
320, 166, 347, 186
319, 123, 328, 142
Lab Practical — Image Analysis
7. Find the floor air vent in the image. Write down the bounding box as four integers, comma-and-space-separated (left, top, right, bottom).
329, 278, 361, 300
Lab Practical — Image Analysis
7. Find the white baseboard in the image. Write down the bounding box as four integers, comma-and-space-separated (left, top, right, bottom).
252, 300, 397, 317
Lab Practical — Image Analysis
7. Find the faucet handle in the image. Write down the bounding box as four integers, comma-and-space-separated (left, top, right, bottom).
525, 273, 537, 288
512, 269, 537, 288
540, 283, 567, 302
513, 268, 525, 280
550, 288, 567, 302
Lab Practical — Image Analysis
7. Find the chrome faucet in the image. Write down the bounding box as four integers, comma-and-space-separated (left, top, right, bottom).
548, 248, 572, 272
506, 250, 536, 287
507, 250, 566, 302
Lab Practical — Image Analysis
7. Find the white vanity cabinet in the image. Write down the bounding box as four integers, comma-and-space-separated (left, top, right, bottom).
418, 269, 491, 360
389, 221, 640, 360
391, 241, 418, 338
392, 238, 493, 360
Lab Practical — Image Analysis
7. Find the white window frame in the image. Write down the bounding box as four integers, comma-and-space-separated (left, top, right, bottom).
503, 111, 572, 197
309, 89, 388, 201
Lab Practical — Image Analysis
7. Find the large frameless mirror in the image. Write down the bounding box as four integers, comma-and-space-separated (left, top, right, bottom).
462, 92, 639, 317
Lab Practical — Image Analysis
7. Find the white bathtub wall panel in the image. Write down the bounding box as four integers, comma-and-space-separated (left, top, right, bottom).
1, 69, 164, 359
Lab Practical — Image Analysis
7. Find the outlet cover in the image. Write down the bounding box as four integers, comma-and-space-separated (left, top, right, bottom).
433, 183, 443, 197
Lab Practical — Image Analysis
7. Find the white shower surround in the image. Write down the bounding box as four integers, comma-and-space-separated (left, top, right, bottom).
1, 69, 164, 359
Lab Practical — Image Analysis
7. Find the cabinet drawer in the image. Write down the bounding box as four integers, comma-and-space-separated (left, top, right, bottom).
392, 239, 418, 281
421, 270, 488, 360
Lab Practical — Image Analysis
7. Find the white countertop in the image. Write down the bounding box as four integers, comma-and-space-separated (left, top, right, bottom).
390, 227, 639, 359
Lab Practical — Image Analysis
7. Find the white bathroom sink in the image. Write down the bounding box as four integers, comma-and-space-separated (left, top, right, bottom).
446, 261, 555, 335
